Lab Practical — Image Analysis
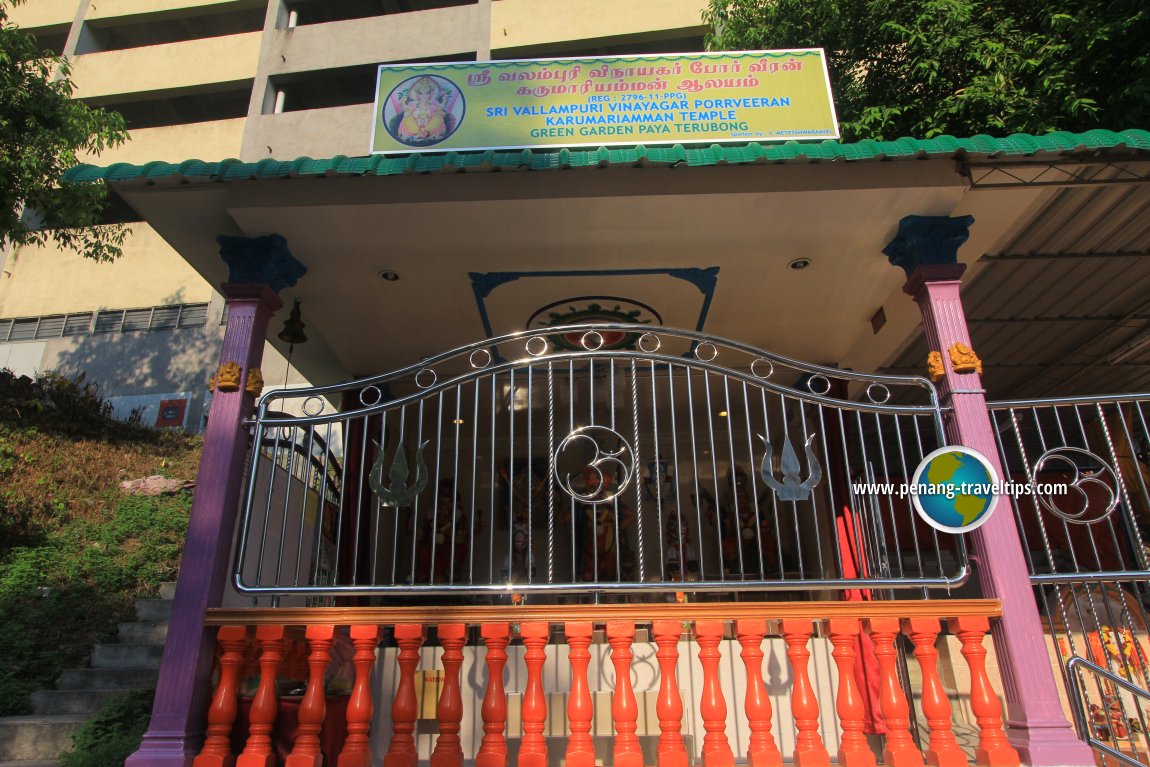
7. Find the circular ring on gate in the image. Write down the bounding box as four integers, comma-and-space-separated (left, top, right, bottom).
303, 396, 326, 416
414, 368, 437, 389
866, 383, 891, 405
807, 374, 832, 396
525, 336, 549, 357
750, 358, 774, 380
694, 342, 718, 362
638, 332, 661, 353
358, 387, 382, 407
581, 331, 605, 351
469, 349, 492, 369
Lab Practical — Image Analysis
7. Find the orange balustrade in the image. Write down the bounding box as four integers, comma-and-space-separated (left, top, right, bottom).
197, 599, 1020, 767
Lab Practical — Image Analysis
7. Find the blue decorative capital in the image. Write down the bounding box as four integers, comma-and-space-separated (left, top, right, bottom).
882, 215, 974, 280
218, 234, 307, 293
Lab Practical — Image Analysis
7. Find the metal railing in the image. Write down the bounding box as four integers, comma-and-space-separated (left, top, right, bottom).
233, 324, 962, 600
1067, 657, 1150, 767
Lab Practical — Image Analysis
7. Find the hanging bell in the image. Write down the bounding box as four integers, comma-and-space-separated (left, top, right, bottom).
277, 299, 308, 345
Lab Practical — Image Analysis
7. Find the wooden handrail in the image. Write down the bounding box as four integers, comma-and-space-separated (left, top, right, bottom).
206, 598, 1001, 626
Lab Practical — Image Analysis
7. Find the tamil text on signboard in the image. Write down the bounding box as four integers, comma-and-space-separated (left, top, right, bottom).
371, 50, 838, 154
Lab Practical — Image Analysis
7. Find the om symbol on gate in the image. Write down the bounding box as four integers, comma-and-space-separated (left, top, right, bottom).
553, 425, 636, 504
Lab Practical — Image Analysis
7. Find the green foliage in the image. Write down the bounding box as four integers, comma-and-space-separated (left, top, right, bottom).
704, 0, 1150, 140
0, 369, 153, 439
0, 372, 197, 715
0, 0, 127, 261
0, 493, 190, 715
59, 689, 154, 767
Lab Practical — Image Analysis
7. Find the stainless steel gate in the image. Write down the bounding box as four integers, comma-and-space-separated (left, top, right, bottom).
990, 395, 1150, 765
233, 324, 961, 601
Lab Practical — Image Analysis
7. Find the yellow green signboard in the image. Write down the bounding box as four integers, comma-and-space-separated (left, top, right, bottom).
370, 50, 839, 154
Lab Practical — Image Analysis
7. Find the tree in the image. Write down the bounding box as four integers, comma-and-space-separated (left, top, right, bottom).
705, 0, 1150, 141
0, 0, 127, 262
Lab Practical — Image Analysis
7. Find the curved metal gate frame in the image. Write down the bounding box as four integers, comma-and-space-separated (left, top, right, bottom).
233, 323, 963, 600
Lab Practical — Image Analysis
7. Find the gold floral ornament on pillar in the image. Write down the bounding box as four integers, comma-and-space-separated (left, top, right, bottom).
215, 361, 243, 392
948, 342, 983, 375
244, 368, 264, 397
926, 351, 945, 382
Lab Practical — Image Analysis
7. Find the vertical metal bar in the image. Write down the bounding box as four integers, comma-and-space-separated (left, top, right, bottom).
721, 374, 745, 580
274, 424, 300, 588
314, 419, 336, 587
631, 357, 646, 582
293, 422, 318, 586
762, 386, 784, 579
684, 365, 706, 579
743, 381, 767, 580
489, 372, 497, 584
703, 371, 725, 579
350, 409, 370, 586
815, 402, 842, 581
797, 399, 825, 577
507, 367, 516, 583
428, 392, 445, 584
450, 385, 463, 584
470, 378, 480, 585
333, 414, 351, 588
547, 361, 556, 583
651, 358, 667, 583
669, 364, 693, 583
527, 364, 535, 585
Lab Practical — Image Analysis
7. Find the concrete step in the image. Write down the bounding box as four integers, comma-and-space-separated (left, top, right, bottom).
0, 716, 84, 761
134, 598, 173, 623
90, 642, 164, 669
55, 667, 158, 691
159, 582, 177, 600
30, 688, 128, 716
118, 621, 169, 644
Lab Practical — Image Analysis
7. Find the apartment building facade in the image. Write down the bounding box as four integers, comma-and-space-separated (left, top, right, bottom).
2, 0, 709, 430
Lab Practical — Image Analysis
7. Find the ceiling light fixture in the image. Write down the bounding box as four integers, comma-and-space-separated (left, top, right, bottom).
379, 270, 400, 282
788, 258, 812, 271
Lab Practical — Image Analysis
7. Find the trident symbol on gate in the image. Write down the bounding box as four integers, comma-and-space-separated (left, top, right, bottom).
369, 440, 430, 507
758, 432, 822, 502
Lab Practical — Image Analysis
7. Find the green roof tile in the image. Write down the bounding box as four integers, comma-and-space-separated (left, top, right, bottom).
62, 129, 1150, 186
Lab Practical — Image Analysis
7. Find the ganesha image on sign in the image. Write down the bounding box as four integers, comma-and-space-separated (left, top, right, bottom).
382, 74, 465, 147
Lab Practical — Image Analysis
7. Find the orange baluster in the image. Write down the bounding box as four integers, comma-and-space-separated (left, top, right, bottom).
867, 619, 924, 767
286, 624, 335, 767
652, 620, 689, 767
829, 619, 877, 767
519, 622, 550, 767
949, 617, 1020, 767
782, 619, 830, 767
477, 623, 511, 767
736, 620, 783, 767
608, 622, 643, 767
384, 624, 425, 767
194, 625, 249, 767
338, 625, 381, 767
906, 618, 967, 767
431, 624, 467, 767
565, 622, 596, 767
237, 625, 284, 767
696, 620, 735, 767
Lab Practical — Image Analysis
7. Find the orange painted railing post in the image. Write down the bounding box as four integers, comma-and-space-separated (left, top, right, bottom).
906, 618, 967, 767
867, 619, 924, 767
949, 616, 1020, 767
237, 625, 284, 767
431, 624, 467, 767
384, 624, 425, 767
696, 620, 735, 767
338, 625, 380, 767
782, 619, 830, 767
285, 624, 335, 767
736, 620, 783, 767
608, 621, 643, 767
519, 622, 550, 767
565, 622, 596, 767
194, 625, 249, 767
476, 623, 510, 767
829, 619, 877, 767
653, 620, 689, 767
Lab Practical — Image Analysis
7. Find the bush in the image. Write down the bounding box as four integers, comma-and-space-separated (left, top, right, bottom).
59, 689, 154, 767
0, 370, 153, 439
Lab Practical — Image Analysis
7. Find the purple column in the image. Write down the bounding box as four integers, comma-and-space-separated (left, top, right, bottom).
884, 216, 1094, 766
127, 235, 305, 767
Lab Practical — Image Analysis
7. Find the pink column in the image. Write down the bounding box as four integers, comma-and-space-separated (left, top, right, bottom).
885, 215, 1093, 766
128, 235, 304, 767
